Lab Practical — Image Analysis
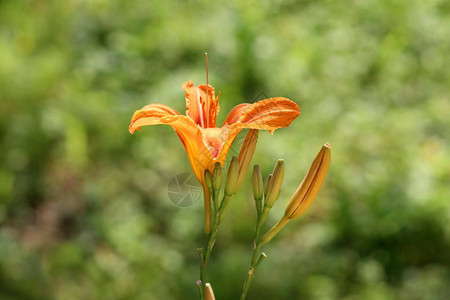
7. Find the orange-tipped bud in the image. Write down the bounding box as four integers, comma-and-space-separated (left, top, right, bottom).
284, 143, 331, 219
205, 283, 216, 300
261, 143, 331, 244
236, 130, 258, 191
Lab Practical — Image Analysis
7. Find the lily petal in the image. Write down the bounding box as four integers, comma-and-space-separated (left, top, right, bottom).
129, 104, 213, 182
215, 97, 300, 163
222, 103, 250, 126
228, 97, 300, 132
129, 103, 180, 127
182, 80, 220, 128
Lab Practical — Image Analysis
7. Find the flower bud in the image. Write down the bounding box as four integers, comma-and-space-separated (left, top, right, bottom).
252, 165, 263, 213
204, 170, 213, 192
225, 156, 240, 195
264, 174, 272, 197
264, 159, 284, 208
205, 283, 216, 300
252, 165, 263, 200
236, 130, 258, 191
212, 162, 222, 192
285, 143, 331, 219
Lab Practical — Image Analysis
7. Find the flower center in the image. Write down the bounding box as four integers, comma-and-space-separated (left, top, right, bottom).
201, 127, 228, 159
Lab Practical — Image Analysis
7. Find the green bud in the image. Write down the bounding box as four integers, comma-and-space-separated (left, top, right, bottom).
225, 156, 240, 196
252, 165, 263, 212
264, 160, 284, 208
213, 162, 222, 192
205, 170, 213, 193
264, 174, 272, 197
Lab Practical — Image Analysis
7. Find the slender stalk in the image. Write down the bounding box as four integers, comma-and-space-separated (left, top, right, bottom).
218, 194, 232, 216
197, 248, 205, 300
198, 191, 234, 299
204, 211, 220, 265
203, 193, 232, 267
240, 205, 267, 300
261, 217, 289, 244
240, 241, 266, 300
197, 283, 204, 300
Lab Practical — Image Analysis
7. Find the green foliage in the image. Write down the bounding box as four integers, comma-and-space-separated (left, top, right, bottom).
1, 0, 449, 299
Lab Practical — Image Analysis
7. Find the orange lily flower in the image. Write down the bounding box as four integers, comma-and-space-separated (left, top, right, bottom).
129, 81, 300, 231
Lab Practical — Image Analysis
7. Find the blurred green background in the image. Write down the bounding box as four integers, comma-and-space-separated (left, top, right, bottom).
1, 0, 449, 299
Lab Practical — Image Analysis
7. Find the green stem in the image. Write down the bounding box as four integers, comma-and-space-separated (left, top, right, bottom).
197, 283, 204, 300
240, 203, 269, 300
204, 211, 220, 265
241, 268, 255, 300
261, 217, 289, 244
240, 242, 266, 300
218, 194, 233, 216
198, 192, 234, 299
197, 248, 205, 300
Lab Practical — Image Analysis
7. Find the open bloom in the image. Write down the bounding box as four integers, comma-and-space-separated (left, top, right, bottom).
129, 81, 299, 231
129, 81, 299, 182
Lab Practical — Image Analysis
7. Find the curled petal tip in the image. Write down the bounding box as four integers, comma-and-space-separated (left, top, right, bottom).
128, 126, 140, 134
